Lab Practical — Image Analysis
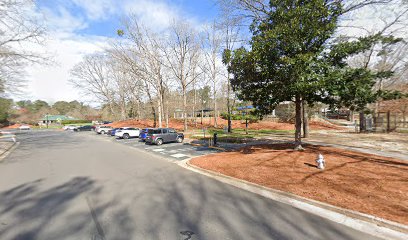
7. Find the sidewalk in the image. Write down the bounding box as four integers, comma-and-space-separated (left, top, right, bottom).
0, 132, 17, 160
181, 158, 408, 240
263, 131, 408, 161
188, 131, 408, 161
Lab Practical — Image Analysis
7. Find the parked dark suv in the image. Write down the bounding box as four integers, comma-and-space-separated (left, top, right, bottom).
74, 125, 93, 132
145, 128, 184, 145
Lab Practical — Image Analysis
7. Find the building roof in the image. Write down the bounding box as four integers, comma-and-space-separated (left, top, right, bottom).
236, 105, 254, 111
195, 108, 214, 112
375, 99, 408, 113
40, 115, 78, 121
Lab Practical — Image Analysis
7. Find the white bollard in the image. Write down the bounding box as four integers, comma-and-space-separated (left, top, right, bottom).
316, 153, 325, 170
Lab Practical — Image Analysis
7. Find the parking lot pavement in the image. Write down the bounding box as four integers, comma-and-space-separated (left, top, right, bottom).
96, 134, 221, 161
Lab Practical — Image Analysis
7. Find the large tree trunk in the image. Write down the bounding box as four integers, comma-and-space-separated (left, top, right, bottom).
108, 101, 116, 119
193, 81, 197, 127
148, 100, 156, 128
165, 95, 169, 128
227, 72, 232, 133
133, 98, 141, 120
349, 110, 354, 122
213, 92, 217, 128
157, 98, 162, 128
359, 111, 366, 132
183, 87, 188, 131
144, 82, 156, 127
295, 96, 303, 150
120, 97, 127, 120
302, 100, 309, 138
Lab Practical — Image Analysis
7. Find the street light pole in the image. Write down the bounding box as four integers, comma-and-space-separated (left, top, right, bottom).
46, 113, 49, 129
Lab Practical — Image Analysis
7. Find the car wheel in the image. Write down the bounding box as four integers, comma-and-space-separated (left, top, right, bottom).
101, 130, 105, 134
176, 137, 183, 143
156, 138, 163, 146
123, 133, 130, 139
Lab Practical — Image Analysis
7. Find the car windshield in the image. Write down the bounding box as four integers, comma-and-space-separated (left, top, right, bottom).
148, 129, 161, 134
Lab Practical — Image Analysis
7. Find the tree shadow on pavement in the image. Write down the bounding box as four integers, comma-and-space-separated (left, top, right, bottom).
122, 164, 377, 240
0, 177, 135, 240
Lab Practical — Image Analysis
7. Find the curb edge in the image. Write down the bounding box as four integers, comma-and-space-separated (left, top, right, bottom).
179, 158, 408, 240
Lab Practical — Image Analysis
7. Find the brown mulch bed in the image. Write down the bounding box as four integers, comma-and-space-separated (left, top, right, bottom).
108, 118, 344, 131
190, 143, 408, 225
2, 124, 33, 129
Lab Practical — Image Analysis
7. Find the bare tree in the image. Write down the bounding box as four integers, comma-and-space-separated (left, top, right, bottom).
343, 1, 408, 130
116, 17, 175, 127
201, 21, 225, 127
0, 0, 46, 95
162, 20, 201, 131
217, 0, 395, 20
70, 54, 118, 116
217, 3, 243, 133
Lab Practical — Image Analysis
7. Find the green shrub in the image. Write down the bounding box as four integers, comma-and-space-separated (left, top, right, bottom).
220, 112, 259, 123
61, 120, 92, 125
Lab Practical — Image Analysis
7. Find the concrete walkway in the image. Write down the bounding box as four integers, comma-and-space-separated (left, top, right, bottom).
188, 131, 408, 161
0, 132, 17, 160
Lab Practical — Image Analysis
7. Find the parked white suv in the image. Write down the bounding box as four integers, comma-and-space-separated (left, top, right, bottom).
19, 125, 31, 130
115, 127, 140, 139
63, 125, 77, 131
96, 125, 112, 134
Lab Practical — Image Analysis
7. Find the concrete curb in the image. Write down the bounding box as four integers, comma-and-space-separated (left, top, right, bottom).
302, 140, 408, 161
178, 159, 408, 240
0, 141, 19, 162
188, 142, 226, 151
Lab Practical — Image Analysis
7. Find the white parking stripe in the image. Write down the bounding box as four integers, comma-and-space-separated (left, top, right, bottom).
153, 148, 165, 152
170, 153, 188, 158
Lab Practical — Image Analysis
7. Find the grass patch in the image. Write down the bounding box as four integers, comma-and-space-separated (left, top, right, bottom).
189, 128, 294, 142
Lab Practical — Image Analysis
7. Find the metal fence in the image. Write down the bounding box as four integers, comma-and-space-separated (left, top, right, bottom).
373, 112, 408, 132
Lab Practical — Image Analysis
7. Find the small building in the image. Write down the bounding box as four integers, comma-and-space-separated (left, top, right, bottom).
38, 115, 78, 126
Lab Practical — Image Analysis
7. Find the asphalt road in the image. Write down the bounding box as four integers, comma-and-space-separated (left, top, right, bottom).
0, 130, 381, 240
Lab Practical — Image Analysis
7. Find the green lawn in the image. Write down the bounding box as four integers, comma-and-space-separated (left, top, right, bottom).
189, 128, 294, 143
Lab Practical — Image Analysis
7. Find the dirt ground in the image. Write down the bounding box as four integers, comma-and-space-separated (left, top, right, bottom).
2, 124, 32, 129
190, 143, 408, 225
262, 131, 408, 157
109, 118, 343, 131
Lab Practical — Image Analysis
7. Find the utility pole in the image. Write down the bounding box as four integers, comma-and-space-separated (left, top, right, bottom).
46, 113, 49, 129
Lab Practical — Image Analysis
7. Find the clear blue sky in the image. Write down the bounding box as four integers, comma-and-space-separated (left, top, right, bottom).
25, 0, 221, 102
36, 0, 220, 37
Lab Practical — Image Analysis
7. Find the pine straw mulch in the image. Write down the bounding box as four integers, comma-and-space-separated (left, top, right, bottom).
190, 143, 408, 225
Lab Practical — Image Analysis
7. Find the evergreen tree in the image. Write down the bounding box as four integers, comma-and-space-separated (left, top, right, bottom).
227, 0, 399, 148
228, 0, 342, 149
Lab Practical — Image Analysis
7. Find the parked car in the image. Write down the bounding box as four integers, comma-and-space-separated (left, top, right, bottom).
115, 127, 140, 139
139, 128, 152, 141
95, 125, 112, 134
145, 128, 184, 145
74, 125, 93, 132
19, 125, 31, 130
108, 128, 123, 136
63, 125, 77, 131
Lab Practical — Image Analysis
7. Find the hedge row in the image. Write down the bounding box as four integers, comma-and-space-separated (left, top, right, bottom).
61, 120, 92, 125
220, 112, 259, 122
